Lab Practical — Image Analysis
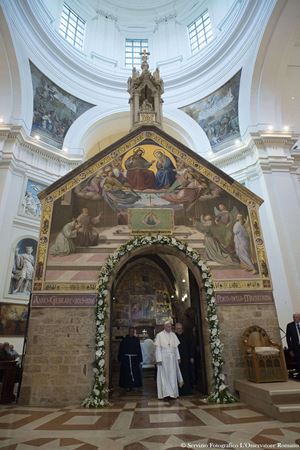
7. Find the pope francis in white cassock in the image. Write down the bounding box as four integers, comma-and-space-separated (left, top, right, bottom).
155, 320, 183, 399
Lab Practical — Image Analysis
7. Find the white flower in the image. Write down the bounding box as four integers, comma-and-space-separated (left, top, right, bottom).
99, 359, 105, 367
186, 246, 193, 253
95, 350, 102, 357
202, 272, 208, 279
93, 388, 100, 396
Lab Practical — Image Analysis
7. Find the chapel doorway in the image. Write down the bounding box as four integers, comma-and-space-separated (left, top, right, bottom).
109, 251, 208, 398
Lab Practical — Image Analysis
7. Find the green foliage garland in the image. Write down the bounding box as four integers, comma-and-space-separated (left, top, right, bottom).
82, 234, 236, 407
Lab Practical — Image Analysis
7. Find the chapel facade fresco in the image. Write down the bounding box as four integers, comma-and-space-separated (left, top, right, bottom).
33, 127, 271, 295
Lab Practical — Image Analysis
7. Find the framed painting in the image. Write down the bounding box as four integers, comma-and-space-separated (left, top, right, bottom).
0, 303, 29, 336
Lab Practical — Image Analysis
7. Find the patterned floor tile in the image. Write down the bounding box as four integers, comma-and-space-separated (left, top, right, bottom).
0, 401, 299, 450
36, 411, 120, 430
130, 409, 205, 429
202, 405, 272, 424
0, 410, 52, 430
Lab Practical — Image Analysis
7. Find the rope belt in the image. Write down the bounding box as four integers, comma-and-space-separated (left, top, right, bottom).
125, 354, 138, 382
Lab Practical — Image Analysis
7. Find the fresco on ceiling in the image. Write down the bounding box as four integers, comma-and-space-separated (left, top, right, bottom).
9, 238, 38, 297
30, 62, 94, 148
44, 143, 261, 285
21, 179, 46, 219
180, 71, 241, 152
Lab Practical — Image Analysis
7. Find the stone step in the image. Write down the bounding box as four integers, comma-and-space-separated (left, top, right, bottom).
274, 404, 300, 422
234, 379, 300, 422
271, 392, 300, 404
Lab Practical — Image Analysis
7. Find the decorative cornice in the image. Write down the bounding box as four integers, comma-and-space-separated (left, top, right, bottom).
0, 125, 80, 181
94, 9, 118, 23
13, 216, 41, 231
249, 132, 298, 149
0, 124, 82, 164
154, 13, 177, 25
210, 132, 300, 174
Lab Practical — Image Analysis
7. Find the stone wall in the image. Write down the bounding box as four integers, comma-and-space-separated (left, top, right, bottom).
218, 303, 281, 391
19, 307, 95, 407
19, 298, 281, 406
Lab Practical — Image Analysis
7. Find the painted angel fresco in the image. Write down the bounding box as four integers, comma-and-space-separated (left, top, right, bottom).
194, 206, 257, 273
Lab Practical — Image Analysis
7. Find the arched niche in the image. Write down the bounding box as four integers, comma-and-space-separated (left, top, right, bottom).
64, 107, 212, 160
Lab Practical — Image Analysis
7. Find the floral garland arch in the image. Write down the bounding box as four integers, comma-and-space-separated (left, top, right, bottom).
82, 234, 236, 407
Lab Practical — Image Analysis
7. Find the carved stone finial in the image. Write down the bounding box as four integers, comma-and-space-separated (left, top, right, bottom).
141, 49, 150, 71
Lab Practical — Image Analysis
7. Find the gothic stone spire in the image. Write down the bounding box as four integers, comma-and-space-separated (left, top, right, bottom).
127, 51, 164, 131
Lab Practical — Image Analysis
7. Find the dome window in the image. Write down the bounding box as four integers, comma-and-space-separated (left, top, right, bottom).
59, 3, 86, 51
125, 39, 148, 69
188, 10, 213, 55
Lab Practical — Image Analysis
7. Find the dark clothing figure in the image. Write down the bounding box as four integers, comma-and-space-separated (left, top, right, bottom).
176, 332, 194, 395
286, 321, 300, 374
118, 335, 143, 389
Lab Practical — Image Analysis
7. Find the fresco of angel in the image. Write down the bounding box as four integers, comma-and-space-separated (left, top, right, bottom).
233, 213, 257, 273
194, 214, 237, 265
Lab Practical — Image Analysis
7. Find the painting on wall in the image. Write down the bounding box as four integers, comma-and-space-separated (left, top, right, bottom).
44, 142, 260, 285
129, 208, 174, 234
180, 71, 241, 152
21, 179, 46, 219
30, 62, 95, 148
0, 303, 29, 336
9, 238, 38, 296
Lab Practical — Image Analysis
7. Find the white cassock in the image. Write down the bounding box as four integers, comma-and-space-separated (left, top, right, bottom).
155, 330, 183, 399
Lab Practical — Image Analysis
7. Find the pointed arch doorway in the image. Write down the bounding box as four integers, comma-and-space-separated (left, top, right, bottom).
109, 246, 209, 398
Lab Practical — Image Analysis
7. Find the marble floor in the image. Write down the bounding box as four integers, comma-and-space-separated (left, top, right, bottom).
1, 395, 300, 450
